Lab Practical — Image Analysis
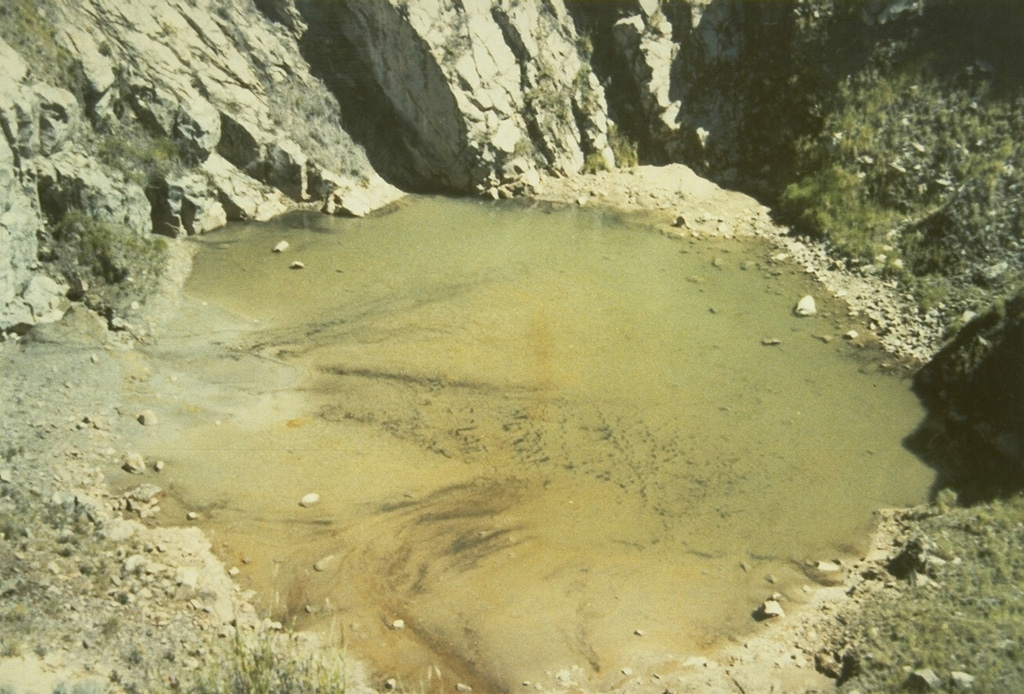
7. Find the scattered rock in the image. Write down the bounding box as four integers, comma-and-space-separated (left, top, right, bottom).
456, 684, 472, 693
154, 460, 166, 473
795, 295, 817, 317
186, 511, 199, 521
756, 599, 785, 620
313, 555, 336, 572
951, 670, 975, 689
843, 330, 859, 340
121, 452, 146, 474
289, 261, 306, 270
126, 484, 163, 504
814, 651, 843, 679
273, 240, 289, 253
907, 668, 943, 691
0, 469, 11, 484
391, 619, 405, 630
761, 338, 782, 346
299, 493, 320, 508
137, 409, 159, 426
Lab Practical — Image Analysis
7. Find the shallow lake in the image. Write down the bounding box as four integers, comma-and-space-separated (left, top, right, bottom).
128, 197, 932, 691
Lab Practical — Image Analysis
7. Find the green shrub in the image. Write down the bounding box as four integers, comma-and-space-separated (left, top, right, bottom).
52, 211, 167, 288
95, 127, 183, 186
608, 123, 637, 169
582, 151, 609, 174
180, 631, 348, 694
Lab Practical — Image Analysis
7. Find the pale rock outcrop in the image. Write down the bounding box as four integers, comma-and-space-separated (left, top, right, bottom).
0, 42, 58, 330
149, 171, 228, 237
299, 0, 613, 191
612, 3, 683, 159
1, 0, 392, 331
200, 153, 290, 222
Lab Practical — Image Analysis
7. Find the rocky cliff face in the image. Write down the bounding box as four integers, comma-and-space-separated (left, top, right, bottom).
291, 0, 614, 195
0, 0, 402, 332
2, 0, 1021, 344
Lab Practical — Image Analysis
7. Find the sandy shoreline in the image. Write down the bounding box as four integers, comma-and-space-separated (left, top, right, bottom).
1, 165, 939, 693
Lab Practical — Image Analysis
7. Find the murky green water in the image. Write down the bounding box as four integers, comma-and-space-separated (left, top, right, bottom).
130, 197, 931, 691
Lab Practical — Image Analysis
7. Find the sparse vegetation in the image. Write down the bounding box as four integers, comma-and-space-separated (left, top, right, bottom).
835, 495, 1024, 693
0, 0, 85, 93
95, 126, 184, 186
180, 632, 349, 694
50, 210, 168, 291
608, 123, 638, 169
266, 78, 371, 180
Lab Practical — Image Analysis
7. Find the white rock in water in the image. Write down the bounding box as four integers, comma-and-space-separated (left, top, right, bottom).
299, 493, 320, 507
795, 295, 817, 317
273, 240, 289, 253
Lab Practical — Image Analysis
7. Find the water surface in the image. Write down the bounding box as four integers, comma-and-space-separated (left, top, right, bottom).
130, 197, 931, 691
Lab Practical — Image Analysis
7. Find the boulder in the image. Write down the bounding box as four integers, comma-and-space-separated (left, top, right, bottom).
149, 171, 227, 237
795, 295, 817, 317
266, 139, 309, 201
32, 85, 80, 156
201, 153, 290, 222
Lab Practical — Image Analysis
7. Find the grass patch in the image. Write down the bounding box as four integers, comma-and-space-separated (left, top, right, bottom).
51, 210, 167, 289
95, 125, 183, 187
840, 495, 1024, 693
608, 123, 637, 169
0, 0, 84, 92
179, 631, 349, 694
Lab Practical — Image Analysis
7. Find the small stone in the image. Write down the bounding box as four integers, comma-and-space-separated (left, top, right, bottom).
795, 295, 817, 317
313, 555, 336, 572
908, 668, 942, 690
186, 512, 199, 521
121, 453, 146, 474
816, 560, 842, 572
391, 619, 405, 630
757, 599, 785, 620
576, 196, 587, 206
620, 667, 633, 676
843, 330, 859, 340
154, 460, 165, 473
951, 671, 975, 689
137, 410, 158, 426
273, 240, 289, 253
90, 354, 100, 364
228, 567, 240, 577
290, 261, 305, 270
634, 629, 645, 637
384, 678, 397, 690
126, 484, 163, 504
456, 684, 472, 692
761, 338, 782, 346
299, 493, 321, 508
0, 470, 11, 484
